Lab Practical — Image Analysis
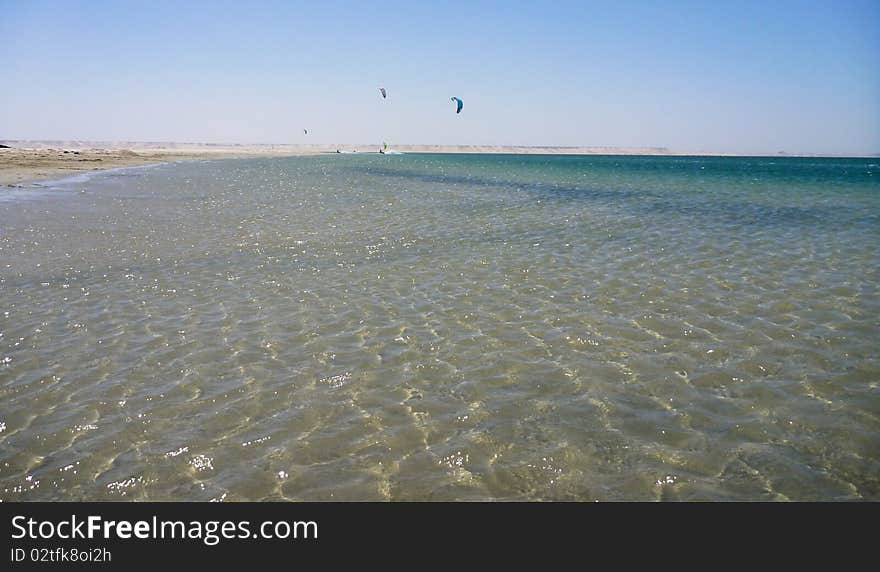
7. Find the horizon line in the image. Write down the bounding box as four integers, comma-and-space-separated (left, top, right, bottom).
3, 140, 879, 159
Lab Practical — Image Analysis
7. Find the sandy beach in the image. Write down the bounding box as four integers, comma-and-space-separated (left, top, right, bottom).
3, 141, 874, 187
0, 142, 329, 186
0, 141, 678, 186
0, 141, 777, 187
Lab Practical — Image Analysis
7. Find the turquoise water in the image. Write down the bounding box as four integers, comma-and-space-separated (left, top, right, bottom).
1, 154, 878, 500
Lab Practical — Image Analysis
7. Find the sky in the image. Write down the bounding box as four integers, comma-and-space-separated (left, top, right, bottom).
1, 0, 878, 154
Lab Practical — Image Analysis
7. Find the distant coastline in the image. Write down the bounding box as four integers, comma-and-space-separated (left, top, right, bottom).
2, 140, 877, 186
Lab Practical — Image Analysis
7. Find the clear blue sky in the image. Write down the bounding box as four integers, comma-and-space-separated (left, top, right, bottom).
1, 0, 878, 154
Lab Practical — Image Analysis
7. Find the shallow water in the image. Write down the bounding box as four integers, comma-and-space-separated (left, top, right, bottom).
1, 154, 878, 501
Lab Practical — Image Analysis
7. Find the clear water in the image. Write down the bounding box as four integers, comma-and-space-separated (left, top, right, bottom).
1, 154, 878, 500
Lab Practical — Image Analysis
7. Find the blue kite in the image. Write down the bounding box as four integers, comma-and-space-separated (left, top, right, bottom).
451, 97, 463, 114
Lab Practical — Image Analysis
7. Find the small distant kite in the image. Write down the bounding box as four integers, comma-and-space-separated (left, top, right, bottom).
304, 129, 308, 135
379, 87, 387, 99
451, 97, 463, 114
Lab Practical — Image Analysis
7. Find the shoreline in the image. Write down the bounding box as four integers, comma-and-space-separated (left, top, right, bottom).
0, 144, 326, 187
3, 141, 877, 187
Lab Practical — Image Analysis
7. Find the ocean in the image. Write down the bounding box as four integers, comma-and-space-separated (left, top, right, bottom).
1, 153, 878, 500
